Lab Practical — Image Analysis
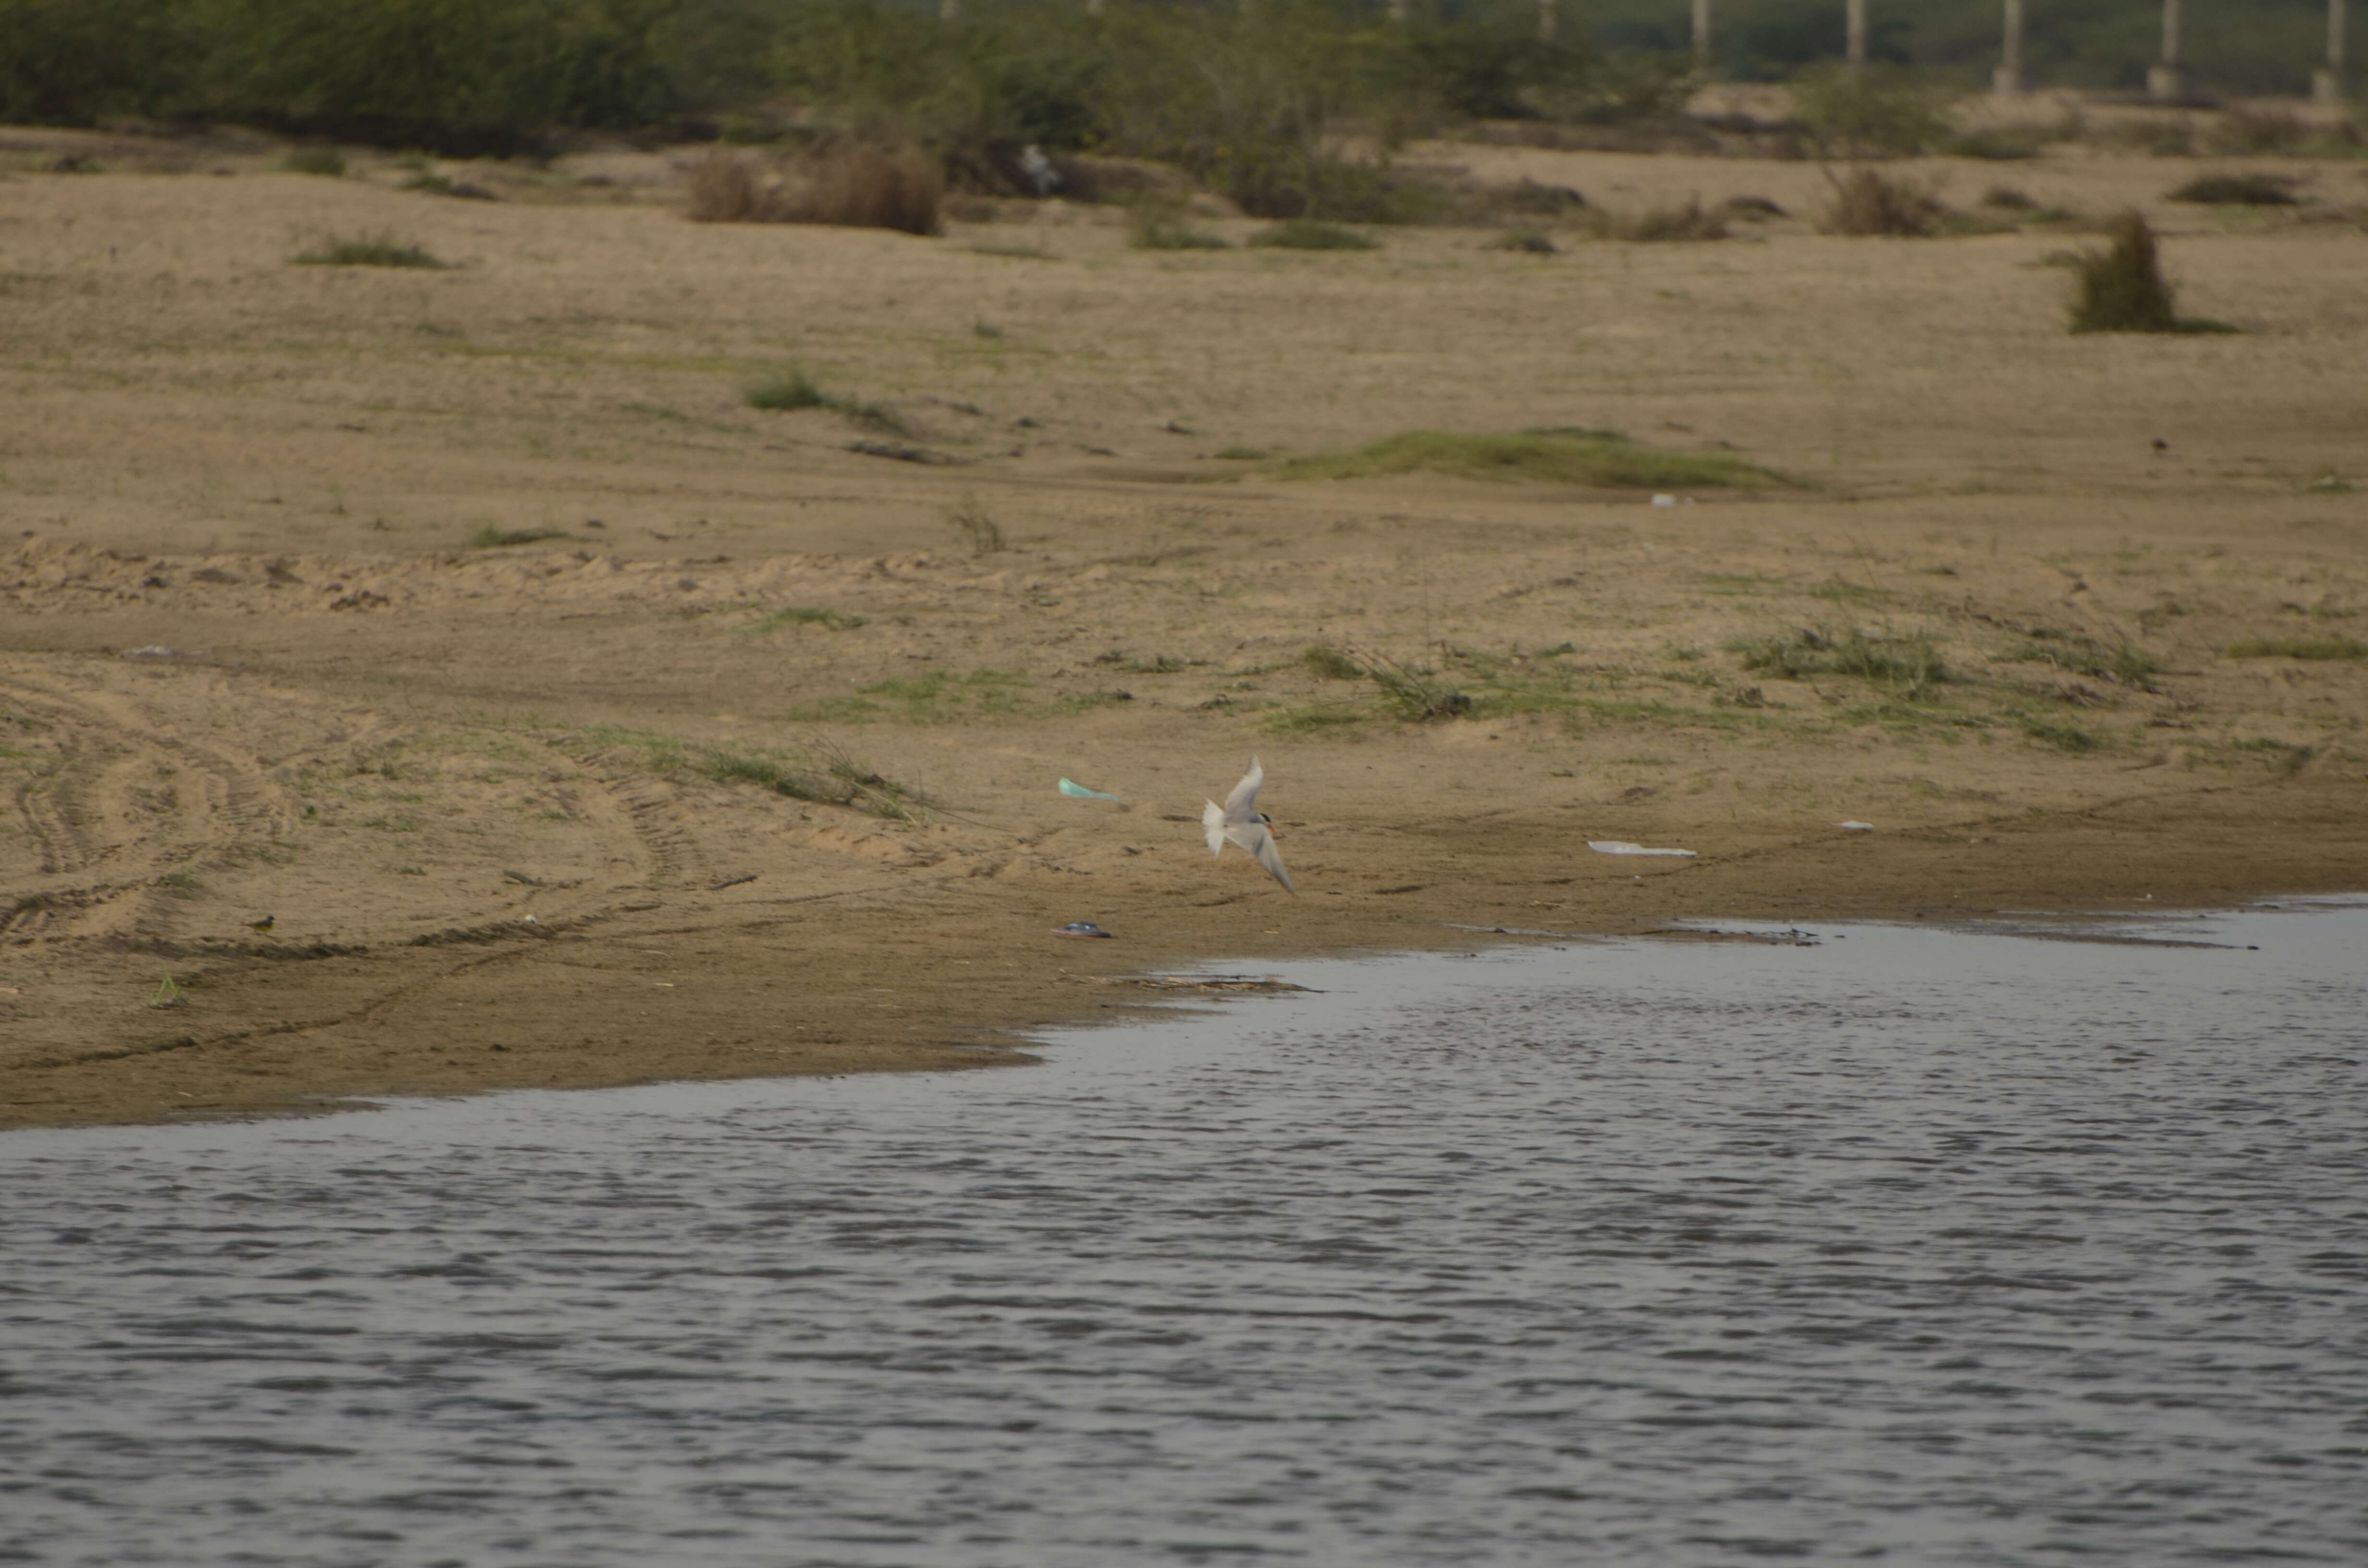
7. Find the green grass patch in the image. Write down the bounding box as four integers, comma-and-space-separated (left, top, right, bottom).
292, 231, 450, 269
687, 740, 930, 821
787, 667, 1032, 724
744, 369, 907, 433
2000, 634, 2164, 688
1728, 627, 1948, 698
750, 605, 868, 632
1301, 643, 1364, 681
467, 525, 571, 549
1249, 219, 1379, 251
1265, 703, 1371, 735
2225, 635, 2368, 661
1130, 206, 1230, 250
1272, 429, 1786, 490
2015, 713, 2102, 752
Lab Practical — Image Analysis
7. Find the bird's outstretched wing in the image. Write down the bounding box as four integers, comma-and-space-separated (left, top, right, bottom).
1222, 757, 1266, 820
1225, 820, 1296, 894
1202, 797, 1229, 857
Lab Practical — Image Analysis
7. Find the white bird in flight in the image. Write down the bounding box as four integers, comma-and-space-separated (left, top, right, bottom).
1204, 757, 1295, 894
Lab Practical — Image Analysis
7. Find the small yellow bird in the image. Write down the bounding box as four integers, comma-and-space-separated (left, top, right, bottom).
244, 915, 275, 933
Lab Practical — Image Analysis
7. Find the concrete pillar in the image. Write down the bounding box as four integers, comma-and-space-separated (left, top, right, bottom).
1693, 0, 1713, 72
2316, 0, 2349, 104
2148, 0, 2194, 103
1846, 0, 1868, 70
1538, 0, 1557, 43
1993, 0, 2029, 95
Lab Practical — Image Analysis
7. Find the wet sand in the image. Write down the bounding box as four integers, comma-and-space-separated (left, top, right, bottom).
4, 124, 2365, 1127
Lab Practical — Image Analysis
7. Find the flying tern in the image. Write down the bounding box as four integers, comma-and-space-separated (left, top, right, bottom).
1203, 757, 1295, 894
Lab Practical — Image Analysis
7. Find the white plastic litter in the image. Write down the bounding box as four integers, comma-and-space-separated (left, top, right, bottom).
1650, 493, 1677, 508
1588, 840, 1697, 858
1838, 821, 1875, 832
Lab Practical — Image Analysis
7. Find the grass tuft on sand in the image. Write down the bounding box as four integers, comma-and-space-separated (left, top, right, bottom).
2069, 214, 2239, 335
750, 606, 868, 632
467, 525, 571, 549
2167, 172, 2299, 207
2225, 635, 2368, 661
1274, 430, 1785, 490
744, 369, 907, 432
1249, 220, 1380, 251
1130, 204, 1230, 250
292, 231, 450, 269
1729, 627, 1948, 699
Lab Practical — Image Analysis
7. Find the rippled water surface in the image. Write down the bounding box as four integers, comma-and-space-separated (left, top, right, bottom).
5, 907, 2367, 1567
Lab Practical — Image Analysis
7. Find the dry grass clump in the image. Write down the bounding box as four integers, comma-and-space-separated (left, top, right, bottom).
689, 737, 932, 822
1275, 429, 1785, 490
1728, 627, 1948, 700
2068, 213, 2238, 335
291, 231, 450, 269
281, 147, 345, 177
2224, 635, 2367, 661
1248, 219, 1380, 251
1818, 169, 1949, 236
2167, 172, 2300, 207
1129, 203, 1229, 250
944, 496, 1006, 554
686, 147, 941, 235
743, 369, 907, 432
1588, 198, 1727, 242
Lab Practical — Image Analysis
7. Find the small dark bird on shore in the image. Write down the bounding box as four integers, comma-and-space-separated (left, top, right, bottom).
244, 915, 274, 933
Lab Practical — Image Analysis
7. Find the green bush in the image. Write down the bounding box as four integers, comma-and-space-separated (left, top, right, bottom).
2069, 213, 2238, 335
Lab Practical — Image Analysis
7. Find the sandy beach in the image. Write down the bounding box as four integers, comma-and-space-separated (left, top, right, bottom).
4, 122, 2365, 1128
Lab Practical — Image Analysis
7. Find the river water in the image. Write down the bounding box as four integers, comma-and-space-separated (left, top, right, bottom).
3, 906, 2365, 1567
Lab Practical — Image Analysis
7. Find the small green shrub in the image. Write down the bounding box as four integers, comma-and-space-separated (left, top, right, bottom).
2069, 213, 2237, 334
292, 231, 449, 269
744, 370, 907, 432
1249, 219, 1380, 251
467, 525, 571, 548
744, 369, 827, 411
282, 146, 345, 176
2017, 714, 2099, 752
751, 606, 867, 632
2168, 172, 2298, 206
1130, 203, 1229, 250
